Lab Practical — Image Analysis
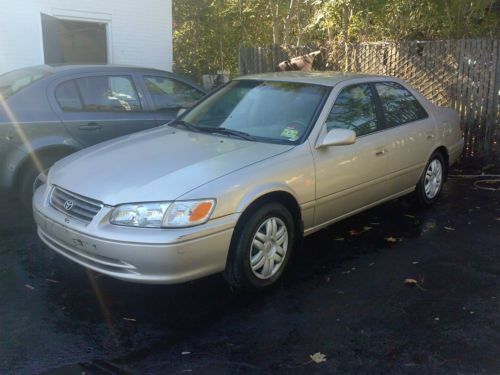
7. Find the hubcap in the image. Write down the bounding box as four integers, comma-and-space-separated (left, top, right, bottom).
250, 217, 288, 280
424, 159, 443, 199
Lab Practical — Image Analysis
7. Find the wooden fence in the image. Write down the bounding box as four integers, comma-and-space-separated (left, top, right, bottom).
239, 40, 500, 164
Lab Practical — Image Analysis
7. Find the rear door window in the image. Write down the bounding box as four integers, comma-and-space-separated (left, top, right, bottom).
374, 82, 428, 127
58, 76, 142, 112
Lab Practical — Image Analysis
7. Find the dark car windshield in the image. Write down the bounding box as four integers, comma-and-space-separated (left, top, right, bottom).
0, 66, 52, 100
178, 80, 328, 144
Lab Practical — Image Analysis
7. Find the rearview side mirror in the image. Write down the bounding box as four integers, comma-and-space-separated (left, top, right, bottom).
319, 128, 356, 147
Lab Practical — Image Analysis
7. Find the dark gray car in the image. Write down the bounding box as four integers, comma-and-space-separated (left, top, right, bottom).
0, 65, 205, 205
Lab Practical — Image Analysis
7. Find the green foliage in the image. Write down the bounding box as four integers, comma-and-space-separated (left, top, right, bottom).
173, 0, 500, 82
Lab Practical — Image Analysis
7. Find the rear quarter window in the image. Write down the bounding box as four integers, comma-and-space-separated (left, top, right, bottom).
55, 80, 83, 111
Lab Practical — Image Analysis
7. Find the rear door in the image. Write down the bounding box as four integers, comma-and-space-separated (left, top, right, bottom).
138, 74, 205, 125
372, 81, 436, 194
48, 72, 157, 146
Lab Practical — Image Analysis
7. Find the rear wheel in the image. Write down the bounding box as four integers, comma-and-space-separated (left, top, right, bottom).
415, 152, 445, 207
18, 154, 64, 210
224, 202, 295, 290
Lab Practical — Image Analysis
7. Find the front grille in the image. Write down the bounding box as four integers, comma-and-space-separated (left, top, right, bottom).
50, 186, 102, 223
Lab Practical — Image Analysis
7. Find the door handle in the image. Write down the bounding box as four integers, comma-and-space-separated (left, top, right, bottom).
79, 123, 102, 131
375, 148, 388, 156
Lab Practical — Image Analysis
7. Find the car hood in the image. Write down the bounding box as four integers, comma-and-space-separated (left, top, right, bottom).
49, 126, 294, 205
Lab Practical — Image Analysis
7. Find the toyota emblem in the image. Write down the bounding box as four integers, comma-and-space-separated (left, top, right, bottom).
64, 200, 74, 211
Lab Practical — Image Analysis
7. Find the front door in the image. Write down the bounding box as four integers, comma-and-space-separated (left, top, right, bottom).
312, 83, 390, 226
139, 74, 206, 125
51, 74, 157, 146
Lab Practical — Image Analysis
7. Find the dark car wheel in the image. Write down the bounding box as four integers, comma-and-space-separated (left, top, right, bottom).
224, 202, 296, 291
415, 151, 445, 207
18, 154, 63, 210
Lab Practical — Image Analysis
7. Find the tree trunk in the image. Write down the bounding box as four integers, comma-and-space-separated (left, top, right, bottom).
271, 1, 280, 45
284, 0, 294, 46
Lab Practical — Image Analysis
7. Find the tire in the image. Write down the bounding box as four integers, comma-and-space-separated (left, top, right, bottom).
224, 202, 296, 291
415, 151, 445, 207
18, 154, 63, 210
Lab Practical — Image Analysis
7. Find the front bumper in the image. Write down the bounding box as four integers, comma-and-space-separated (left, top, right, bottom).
33, 185, 238, 284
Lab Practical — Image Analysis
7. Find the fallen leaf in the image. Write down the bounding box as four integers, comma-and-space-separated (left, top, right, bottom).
25, 284, 34, 290
334, 237, 345, 241
123, 317, 136, 322
404, 278, 426, 291
181, 351, 191, 355
404, 214, 415, 218
45, 278, 59, 283
412, 261, 419, 265
348, 229, 359, 236
310, 352, 327, 363
385, 237, 402, 243
444, 226, 455, 231
363, 226, 372, 231
368, 262, 375, 266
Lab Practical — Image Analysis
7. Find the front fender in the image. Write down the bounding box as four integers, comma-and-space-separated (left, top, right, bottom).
177, 143, 316, 229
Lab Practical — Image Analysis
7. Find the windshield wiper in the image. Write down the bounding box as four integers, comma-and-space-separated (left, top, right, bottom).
168, 119, 200, 132
201, 127, 256, 141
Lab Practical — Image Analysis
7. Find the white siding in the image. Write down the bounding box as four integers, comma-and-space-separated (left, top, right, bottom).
0, 0, 172, 74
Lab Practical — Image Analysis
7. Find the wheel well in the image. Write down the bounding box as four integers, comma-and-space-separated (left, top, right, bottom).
433, 146, 449, 178
15, 146, 76, 188
236, 191, 303, 236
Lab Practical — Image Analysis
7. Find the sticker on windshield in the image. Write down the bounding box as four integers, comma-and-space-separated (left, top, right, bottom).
281, 126, 300, 141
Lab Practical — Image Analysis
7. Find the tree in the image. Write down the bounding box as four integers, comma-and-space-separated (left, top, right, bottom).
173, 0, 500, 82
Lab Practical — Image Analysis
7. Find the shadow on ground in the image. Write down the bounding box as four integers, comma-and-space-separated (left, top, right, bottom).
0, 178, 498, 374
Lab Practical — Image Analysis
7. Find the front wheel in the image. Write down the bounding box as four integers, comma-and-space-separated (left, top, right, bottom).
224, 202, 296, 290
415, 152, 445, 207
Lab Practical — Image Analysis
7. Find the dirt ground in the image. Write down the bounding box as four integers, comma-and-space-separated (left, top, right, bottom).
0, 177, 498, 374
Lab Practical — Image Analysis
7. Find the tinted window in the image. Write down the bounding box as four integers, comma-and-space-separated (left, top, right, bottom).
55, 80, 83, 111
374, 82, 427, 127
76, 76, 141, 112
326, 84, 380, 137
144, 76, 204, 111
182, 80, 327, 144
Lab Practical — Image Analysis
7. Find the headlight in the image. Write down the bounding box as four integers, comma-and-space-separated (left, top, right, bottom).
110, 199, 215, 228
163, 199, 215, 227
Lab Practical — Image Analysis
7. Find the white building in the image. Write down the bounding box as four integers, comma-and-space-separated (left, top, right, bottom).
0, 0, 173, 75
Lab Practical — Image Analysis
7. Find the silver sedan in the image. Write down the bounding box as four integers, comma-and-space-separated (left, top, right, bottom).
33, 72, 464, 290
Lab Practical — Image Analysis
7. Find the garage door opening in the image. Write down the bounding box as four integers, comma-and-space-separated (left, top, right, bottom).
41, 13, 108, 64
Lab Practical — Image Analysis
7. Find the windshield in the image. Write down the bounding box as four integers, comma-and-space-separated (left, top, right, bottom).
179, 80, 328, 144
0, 66, 52, 100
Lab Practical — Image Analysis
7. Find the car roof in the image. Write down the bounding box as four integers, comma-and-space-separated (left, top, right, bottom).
39, 63, 171, 74
237, 71, 388, 87
14, 64, 205, 92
